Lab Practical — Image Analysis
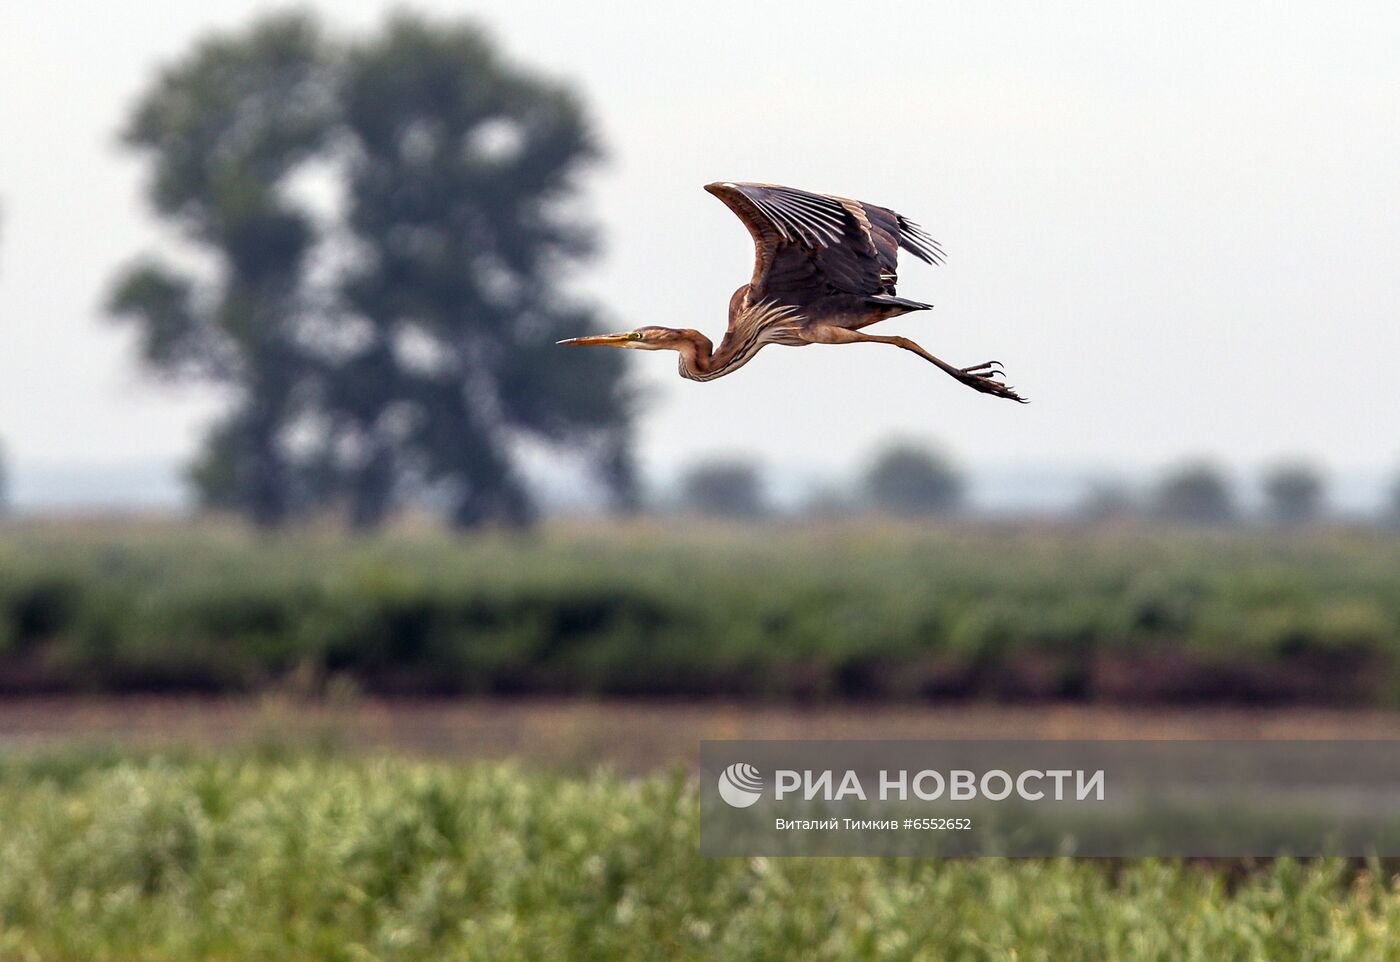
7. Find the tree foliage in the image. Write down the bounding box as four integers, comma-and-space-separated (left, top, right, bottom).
1388, 471, 1400, 526
863, 442, 965, 516
109, 12, 632, 528
680, 461, 767, 519
1076, 481, 1136, 523
1262, 462, 1325, 525
108, 16, 332, 525
1152, 462, 1236, 524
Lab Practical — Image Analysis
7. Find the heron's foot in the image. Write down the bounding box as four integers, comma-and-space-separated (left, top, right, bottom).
958, 361, 1028, 403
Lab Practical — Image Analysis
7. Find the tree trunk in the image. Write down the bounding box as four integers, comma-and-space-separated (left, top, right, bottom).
247, 415, 289, 528
348, 444, 395, 531
243, 368, 292, 528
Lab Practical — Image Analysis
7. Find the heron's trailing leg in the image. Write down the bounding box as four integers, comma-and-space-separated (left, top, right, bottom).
804, 325, 1027, 402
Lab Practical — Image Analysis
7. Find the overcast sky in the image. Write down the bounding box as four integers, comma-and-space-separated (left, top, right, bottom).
2, 0, 1399, 506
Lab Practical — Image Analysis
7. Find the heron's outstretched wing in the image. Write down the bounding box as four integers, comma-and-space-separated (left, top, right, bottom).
704, 182, 944, 315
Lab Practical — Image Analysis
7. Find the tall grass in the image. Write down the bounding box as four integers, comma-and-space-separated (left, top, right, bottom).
0, 751, 1396, 960
1, 521, 1398, 701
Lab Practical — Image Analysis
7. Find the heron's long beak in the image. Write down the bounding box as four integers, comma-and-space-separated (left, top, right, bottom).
557, 333, 632, 347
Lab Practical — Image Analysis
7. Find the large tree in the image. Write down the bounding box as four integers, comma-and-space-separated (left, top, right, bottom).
109, 15, 334, 525
331, 16, 631, 527
109, 13, 632, 528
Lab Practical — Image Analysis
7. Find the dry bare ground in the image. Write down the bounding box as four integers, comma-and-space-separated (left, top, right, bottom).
1, 697, 1398, 770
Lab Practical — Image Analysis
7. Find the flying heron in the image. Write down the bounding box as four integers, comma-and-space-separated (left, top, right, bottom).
559, 182, 1025, 402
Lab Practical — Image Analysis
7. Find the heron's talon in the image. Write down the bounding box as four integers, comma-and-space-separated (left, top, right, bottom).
957, 364, 1025, 403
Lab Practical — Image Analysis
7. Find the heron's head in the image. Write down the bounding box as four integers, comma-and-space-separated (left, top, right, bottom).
556, 326, 686, 351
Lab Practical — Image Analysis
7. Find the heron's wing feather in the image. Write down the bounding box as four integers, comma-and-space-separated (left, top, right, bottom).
705, 182, 944, 323
894, 215, 945, 266
701, 182, 787, 295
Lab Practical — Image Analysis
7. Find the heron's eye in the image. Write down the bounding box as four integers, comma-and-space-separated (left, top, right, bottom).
628, 331, 644, 341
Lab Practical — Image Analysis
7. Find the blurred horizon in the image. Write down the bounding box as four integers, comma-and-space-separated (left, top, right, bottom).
6, 456, 1398, 518
4, 0, 1400, 513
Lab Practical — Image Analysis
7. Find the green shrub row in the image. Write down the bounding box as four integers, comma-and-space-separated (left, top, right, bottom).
1, 522, 1399, 701
0, 751, 1396, 960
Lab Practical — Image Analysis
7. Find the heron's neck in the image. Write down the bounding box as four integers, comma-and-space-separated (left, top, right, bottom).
675, 326, 772, 381
670, 329, 723, 381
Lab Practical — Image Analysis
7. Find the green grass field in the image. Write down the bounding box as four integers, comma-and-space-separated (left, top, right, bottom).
3, 524, 1399, 956
0, 749, 1396, 961
2, 521, 1399, 702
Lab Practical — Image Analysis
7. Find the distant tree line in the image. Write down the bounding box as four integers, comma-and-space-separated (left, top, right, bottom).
109, 12, 632, 530
1086, 460, 1331, 525
675, 441, 968, 519
670, 444, 1400, 525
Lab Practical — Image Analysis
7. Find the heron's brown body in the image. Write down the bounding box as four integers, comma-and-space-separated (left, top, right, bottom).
559, 182, 1025, 402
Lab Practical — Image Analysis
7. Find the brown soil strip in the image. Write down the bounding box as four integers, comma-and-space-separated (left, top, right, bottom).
1, 697, 1398, 771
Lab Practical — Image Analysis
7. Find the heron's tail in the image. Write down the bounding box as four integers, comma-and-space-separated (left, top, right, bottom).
866, 294, 933, 314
